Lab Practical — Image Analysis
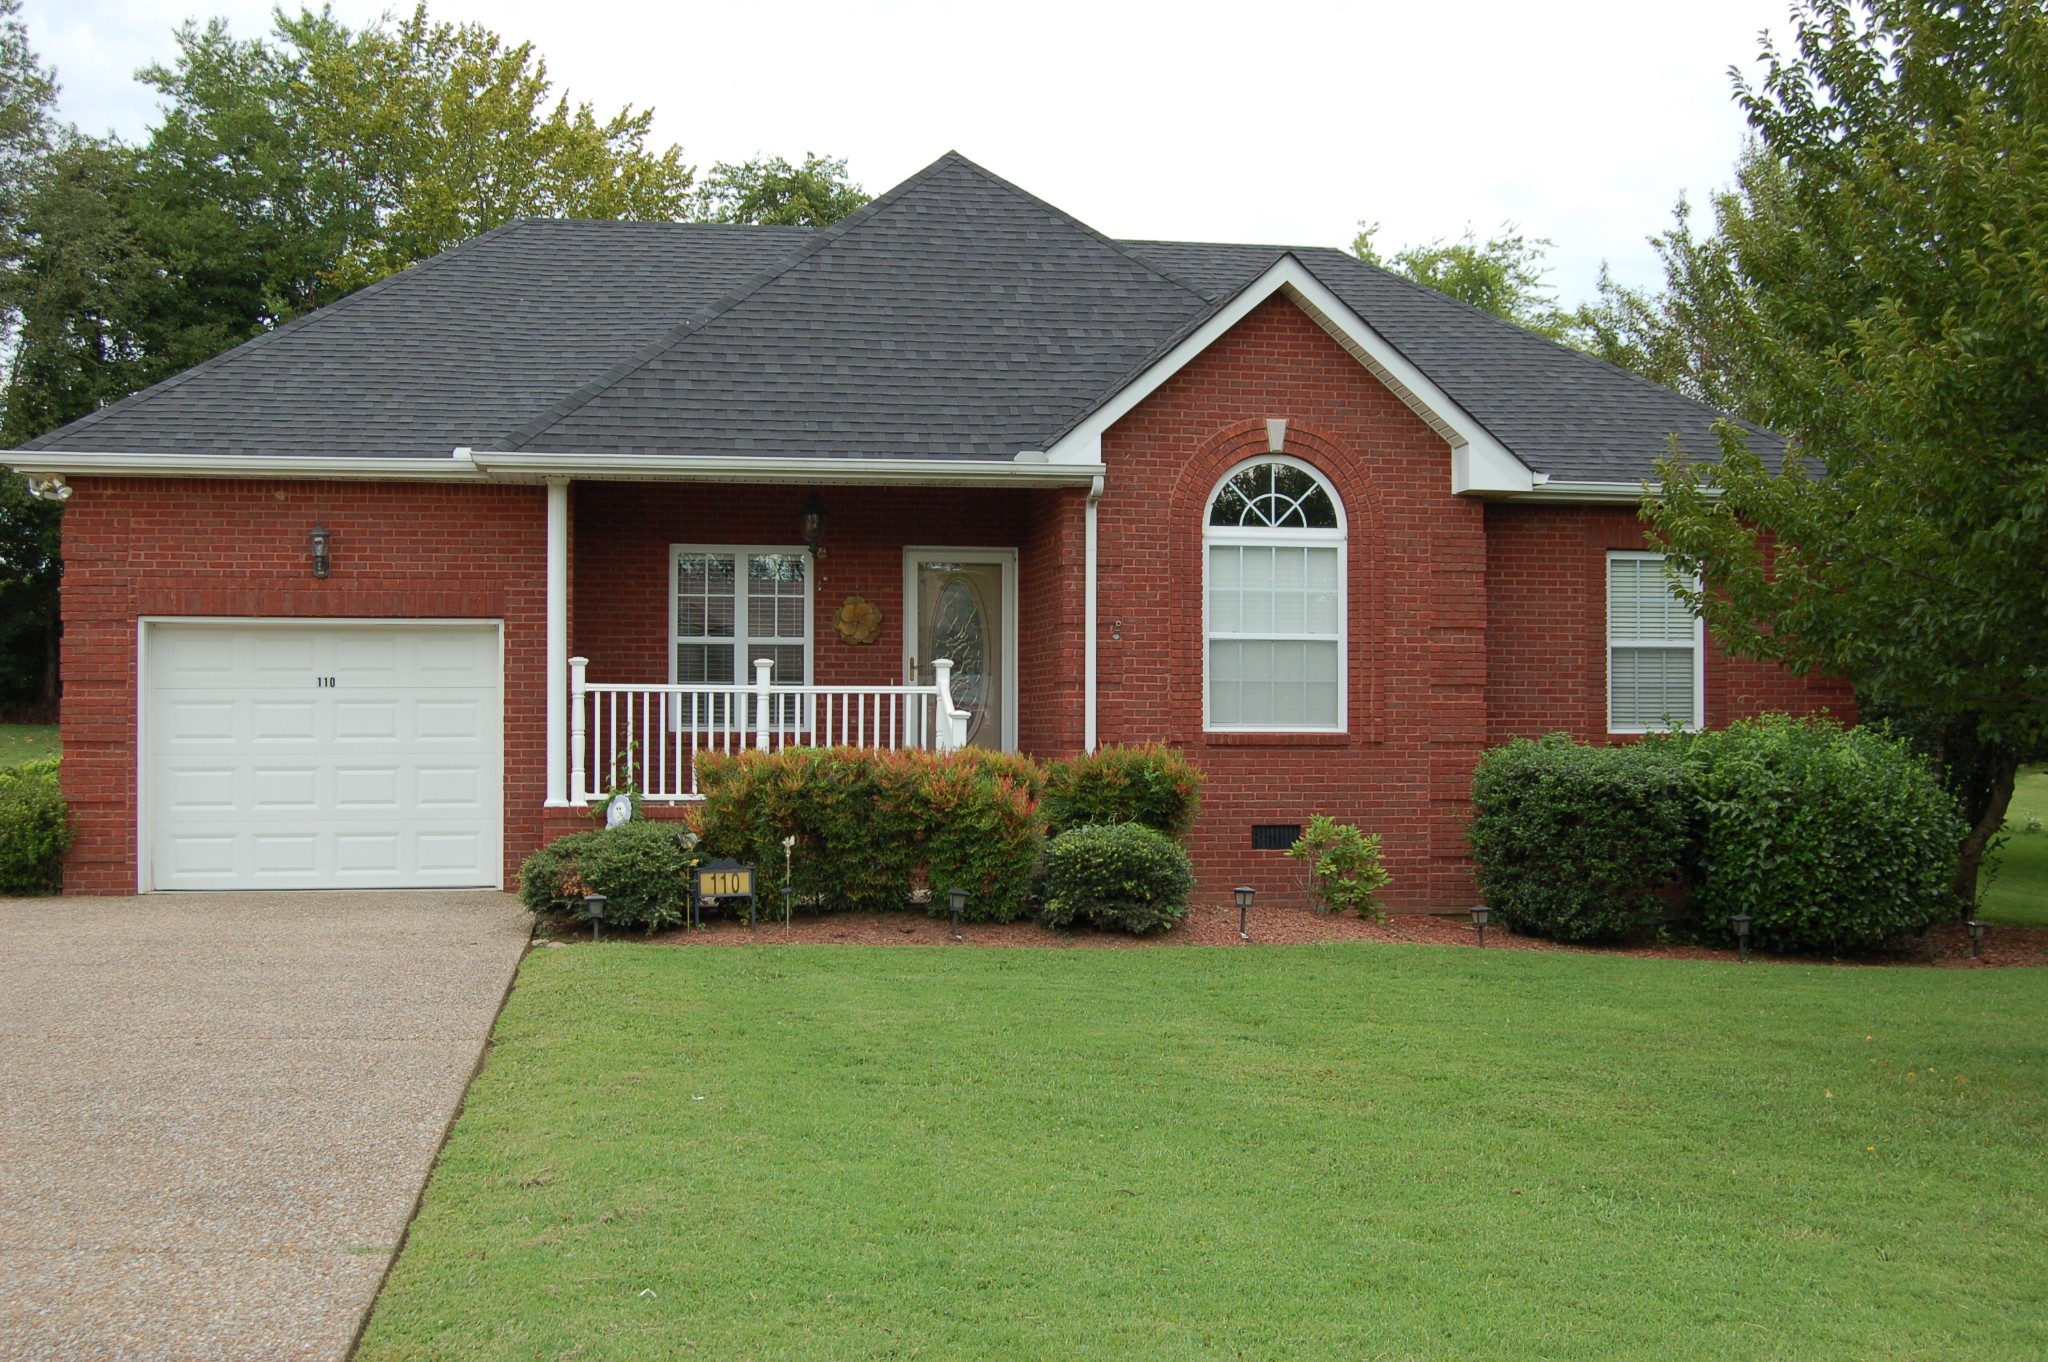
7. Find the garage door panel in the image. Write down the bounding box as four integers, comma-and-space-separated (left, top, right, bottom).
147, 623, 501, 891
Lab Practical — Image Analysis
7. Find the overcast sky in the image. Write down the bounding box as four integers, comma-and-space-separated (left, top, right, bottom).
24, 0, 1793, 309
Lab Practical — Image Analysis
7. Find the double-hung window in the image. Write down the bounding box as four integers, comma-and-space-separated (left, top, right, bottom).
1204, 458, 1346, 732
671, 547, 811, 690
1607, 551, 1703, 732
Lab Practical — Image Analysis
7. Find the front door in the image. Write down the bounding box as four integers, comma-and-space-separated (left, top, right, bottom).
904, 549, 1017, 751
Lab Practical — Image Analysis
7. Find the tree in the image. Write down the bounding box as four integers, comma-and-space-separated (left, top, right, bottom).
1645, 0, 2048, 904
694, 152, 868, 227
1351, 221, 1573, 339
1568, 194, 1765, 421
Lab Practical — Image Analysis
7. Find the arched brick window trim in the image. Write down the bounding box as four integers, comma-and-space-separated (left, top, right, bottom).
1170, 420, 1383, 744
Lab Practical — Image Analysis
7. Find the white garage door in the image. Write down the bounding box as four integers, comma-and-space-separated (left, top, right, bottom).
145, 622, 503, 891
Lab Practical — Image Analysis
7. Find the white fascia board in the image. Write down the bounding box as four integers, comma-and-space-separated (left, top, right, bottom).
467, 451, 1105, 488
5, 451, 486, 480
7, 448, 1106, 490
1505, 479, 1724, 505
1042, 255, 1536, 496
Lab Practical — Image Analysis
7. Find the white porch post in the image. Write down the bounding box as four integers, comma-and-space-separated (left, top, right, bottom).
754, 656, 775, 751
544, 478, 571, 806
568, 656, 588, 802
1084, 475, 1103, 753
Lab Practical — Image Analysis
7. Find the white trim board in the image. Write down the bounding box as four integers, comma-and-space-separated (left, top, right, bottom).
1042, 254, 1537, 496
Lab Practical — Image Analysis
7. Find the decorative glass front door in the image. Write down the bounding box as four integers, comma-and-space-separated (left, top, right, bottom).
906, 554, 1012, 751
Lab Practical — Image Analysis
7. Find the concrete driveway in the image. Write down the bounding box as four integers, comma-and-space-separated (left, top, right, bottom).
0, 891, 531, 1362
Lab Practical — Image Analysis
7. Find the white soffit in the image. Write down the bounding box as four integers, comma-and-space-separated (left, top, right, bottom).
1042, 255, 1536, 496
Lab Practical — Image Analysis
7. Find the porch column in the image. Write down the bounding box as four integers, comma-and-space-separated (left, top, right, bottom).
544, 477, 570, 806
1084, 475, 1103, 753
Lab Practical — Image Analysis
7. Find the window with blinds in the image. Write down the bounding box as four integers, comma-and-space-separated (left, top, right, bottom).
1607, 552, 1702, 732
671, 547, 810, 689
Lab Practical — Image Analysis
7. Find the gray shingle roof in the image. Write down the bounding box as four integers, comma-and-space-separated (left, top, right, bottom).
21, 151, 1763, 482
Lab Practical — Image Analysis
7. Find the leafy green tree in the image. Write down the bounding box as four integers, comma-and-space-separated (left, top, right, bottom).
1569, 193, 1765, 421
1351, 220, 1572, 339
0, 0, 60, 709
1646, 0, 2048, 904
694, 152, 868, 227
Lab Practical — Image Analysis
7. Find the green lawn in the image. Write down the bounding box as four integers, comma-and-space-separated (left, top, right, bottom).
1981, 765, 2048, 926
0, 723, 57, 768
358, 945, 2048, 1361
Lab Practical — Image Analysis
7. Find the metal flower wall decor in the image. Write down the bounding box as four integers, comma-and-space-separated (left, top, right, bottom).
833, 595, 884, 645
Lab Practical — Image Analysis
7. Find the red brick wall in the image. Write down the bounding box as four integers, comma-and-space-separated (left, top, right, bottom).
1096, 295, 1486, 909
1484, 501, 1854, 742
59, 477, 549, 894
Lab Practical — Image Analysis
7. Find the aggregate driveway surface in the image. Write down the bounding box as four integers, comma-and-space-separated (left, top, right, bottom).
0, 891, 531, 1362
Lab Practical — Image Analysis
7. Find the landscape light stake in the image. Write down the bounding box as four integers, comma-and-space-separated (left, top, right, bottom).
1235, 885, 1255, 943
1967, 918, 1987, 960
583, 892, 607, 944
947, 886, 968, 941
1471, 904, 1491, 948
1731, 913, 1752, 963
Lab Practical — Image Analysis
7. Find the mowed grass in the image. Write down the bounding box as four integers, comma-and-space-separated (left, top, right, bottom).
0, 723, 57, 768
1981, 765, 2048, 926
358, 945, 2048, 1361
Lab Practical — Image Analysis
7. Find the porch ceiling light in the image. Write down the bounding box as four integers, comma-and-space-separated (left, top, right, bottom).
799, 491, 828, 556
309, 524, 332, 579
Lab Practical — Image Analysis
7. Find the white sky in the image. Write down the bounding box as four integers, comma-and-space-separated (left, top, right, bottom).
24, 0, 1790, 309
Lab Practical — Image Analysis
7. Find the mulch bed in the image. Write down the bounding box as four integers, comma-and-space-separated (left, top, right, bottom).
532, 903, 2048, 968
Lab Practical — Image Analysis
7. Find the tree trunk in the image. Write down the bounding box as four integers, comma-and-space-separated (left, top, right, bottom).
1952, 750, 2021, 909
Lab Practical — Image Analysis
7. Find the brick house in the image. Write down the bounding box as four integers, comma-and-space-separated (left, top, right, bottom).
12, 153, 1846, 905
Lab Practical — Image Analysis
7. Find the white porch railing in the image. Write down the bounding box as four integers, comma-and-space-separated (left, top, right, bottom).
570, 656, 972, 802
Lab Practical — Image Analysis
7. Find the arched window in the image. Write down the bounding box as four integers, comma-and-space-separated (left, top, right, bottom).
1204, 458, 1346, 731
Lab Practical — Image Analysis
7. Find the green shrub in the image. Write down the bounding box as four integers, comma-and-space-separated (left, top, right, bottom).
1468, 735, 1691, 942
0, 756, 69, 895
1286, 814, 1392, 919
518, 820, 700, 931
1039, 823, 1194, 934
696, 747, 1044, 920
1042, 744, 1203, 838
1685, 715, 1961, 954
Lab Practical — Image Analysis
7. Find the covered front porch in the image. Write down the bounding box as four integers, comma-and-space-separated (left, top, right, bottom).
533, 468, 1103, 806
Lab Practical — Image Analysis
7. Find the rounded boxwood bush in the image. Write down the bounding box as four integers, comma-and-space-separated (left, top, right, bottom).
1468, 734, 1691, 942
1039, 822, 1194, 935
519, 819, 700, 931
0, 757, 70, 895
1685, 715, 1961, 955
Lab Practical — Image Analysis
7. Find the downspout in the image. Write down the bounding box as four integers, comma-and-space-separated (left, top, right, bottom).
1084, 474, 1103, 753
544, 477, 570, 806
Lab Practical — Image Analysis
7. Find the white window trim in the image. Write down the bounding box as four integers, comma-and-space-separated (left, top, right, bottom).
667, 544, 815, 688
1201, 456, 1349, 734
1606, 550, 1706, 735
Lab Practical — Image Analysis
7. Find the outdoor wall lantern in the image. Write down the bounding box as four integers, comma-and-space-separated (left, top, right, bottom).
1967, 918, 1988, 960
583, 891, 607, 943
1731, 913, 1753, 963
309, 524, 332, 579
1471, 904, 1492, 948
1234, 885, 1255, 943
947, 885, 968, 941
799, 491, 828, 557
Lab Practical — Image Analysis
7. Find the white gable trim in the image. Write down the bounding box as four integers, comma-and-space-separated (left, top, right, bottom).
1043, 255, 1536, 496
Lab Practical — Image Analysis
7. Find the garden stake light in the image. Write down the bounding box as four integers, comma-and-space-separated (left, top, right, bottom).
947, 886, 968, 941
1471, 903, 1491, 947
1731, 913, 1752, 963
1968, 919, 1987, 959
584, 892, 607, 944
1235, 885, 1255, 943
